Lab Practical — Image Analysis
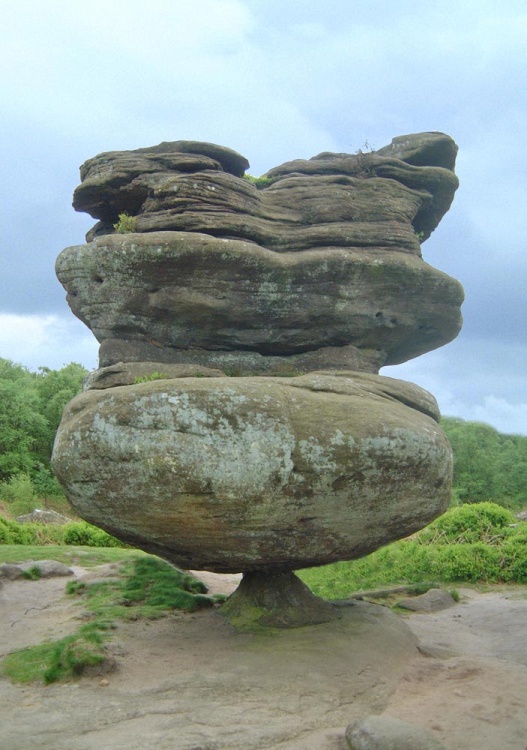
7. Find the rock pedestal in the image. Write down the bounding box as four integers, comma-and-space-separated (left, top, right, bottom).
52, 133, 463, 628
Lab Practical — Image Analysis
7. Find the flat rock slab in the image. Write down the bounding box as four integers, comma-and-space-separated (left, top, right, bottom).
398, 588, 457, 612
1, 599, 417, 750
2, 572, 527, 749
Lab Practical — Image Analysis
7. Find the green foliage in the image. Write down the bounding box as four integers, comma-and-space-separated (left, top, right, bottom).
62, 521, 126, 548
0, 359, 86, 512
417, 502, 516, 544
0, 473, 39, 516
1, 555, 217, 684
0, 516, 126, 548
299, 502, 527, 597
113, 212, 138, 233
442, 417, 527, 510
21, 565, 41, 580
33, 363, 87, 461
0, 370, 47, 479
133, 371, 168, 383
243, 174, 274, 189
121, 556, 211, 612
0, 516, 37, 545
3, 623, 107, 684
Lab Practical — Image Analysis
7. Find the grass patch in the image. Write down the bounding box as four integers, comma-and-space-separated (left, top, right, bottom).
0, 516, 127, 548
3, 623, 108, 685
1, 555, 224, 685
299, 503, 527, 599
0, 544, 144, 566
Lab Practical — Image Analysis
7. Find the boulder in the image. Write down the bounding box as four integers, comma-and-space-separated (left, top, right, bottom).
51, 372, 452, 573
345, 715, 446, 749
15, 508, 71, 525
56, 232, 463, 371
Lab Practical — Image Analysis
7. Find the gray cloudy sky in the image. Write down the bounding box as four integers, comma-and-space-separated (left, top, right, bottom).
1, 0, 526, 434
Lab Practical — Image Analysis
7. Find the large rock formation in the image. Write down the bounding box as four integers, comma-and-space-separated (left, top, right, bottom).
52, 372, 451, 573
56, 133, 463, 375
52, 133, 463, 627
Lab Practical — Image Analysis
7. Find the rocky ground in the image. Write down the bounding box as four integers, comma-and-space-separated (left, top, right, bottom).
1, 565, 527, 750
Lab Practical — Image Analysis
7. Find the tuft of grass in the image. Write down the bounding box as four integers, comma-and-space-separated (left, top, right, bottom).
1, 555, 222, 685
21, 565, 41, 580
121, 556, 211, 612
133, 372, 168, 384
3, 622, 108, 685
113, 212, 138, 233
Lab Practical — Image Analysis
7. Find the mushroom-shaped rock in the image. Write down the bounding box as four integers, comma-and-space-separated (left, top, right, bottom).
52, 372, 452, 574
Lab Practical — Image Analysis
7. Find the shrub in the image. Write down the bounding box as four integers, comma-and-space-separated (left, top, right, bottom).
0, 517, 13, 543
299, 503, 527, 596
62, 521, 125, 548
0, 473, 38, 516
0, 516, 36, 545
433, 542, 503, 582
243, 174, 274, 189
113, 212, 138, 233
417, 502, 516, 544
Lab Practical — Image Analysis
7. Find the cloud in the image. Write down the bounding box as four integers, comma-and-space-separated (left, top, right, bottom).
382, 335, 527, 434
0, 314, 98, 372
0, 0, 526, 435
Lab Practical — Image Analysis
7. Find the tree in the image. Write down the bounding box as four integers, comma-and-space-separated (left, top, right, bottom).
0, 358, 87, 482
442, 417, 527, 510
0, 370, 47, 479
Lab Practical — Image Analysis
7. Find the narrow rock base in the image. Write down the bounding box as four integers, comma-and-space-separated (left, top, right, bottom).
220, 569, 340, 630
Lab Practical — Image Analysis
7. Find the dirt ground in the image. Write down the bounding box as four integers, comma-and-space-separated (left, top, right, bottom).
1, 565, 526, 750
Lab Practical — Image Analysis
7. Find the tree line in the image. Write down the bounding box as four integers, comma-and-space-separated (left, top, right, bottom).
0, 357, 525, 512
0, 358, 87, 498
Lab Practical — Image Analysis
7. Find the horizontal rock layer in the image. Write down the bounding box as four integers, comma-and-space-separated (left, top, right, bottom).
73, 133, 458, 248
52, 372, 451, 573
56, 232, 463, 369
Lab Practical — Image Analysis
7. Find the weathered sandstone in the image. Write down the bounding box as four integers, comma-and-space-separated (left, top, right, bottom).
52, 372, 451, 573
56, 231, 463, 371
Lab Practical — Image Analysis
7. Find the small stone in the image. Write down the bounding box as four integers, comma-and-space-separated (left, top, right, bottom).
345, 715, 446, 749
99, 678, 110, 687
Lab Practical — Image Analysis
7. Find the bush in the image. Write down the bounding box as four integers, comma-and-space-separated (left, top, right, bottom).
0, 516, 36, 545
0, 473, 39, 516
418, 502, 516, 544
62, 522, 125, 548
0, 516, 126, 548
299, 503, 527, 596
